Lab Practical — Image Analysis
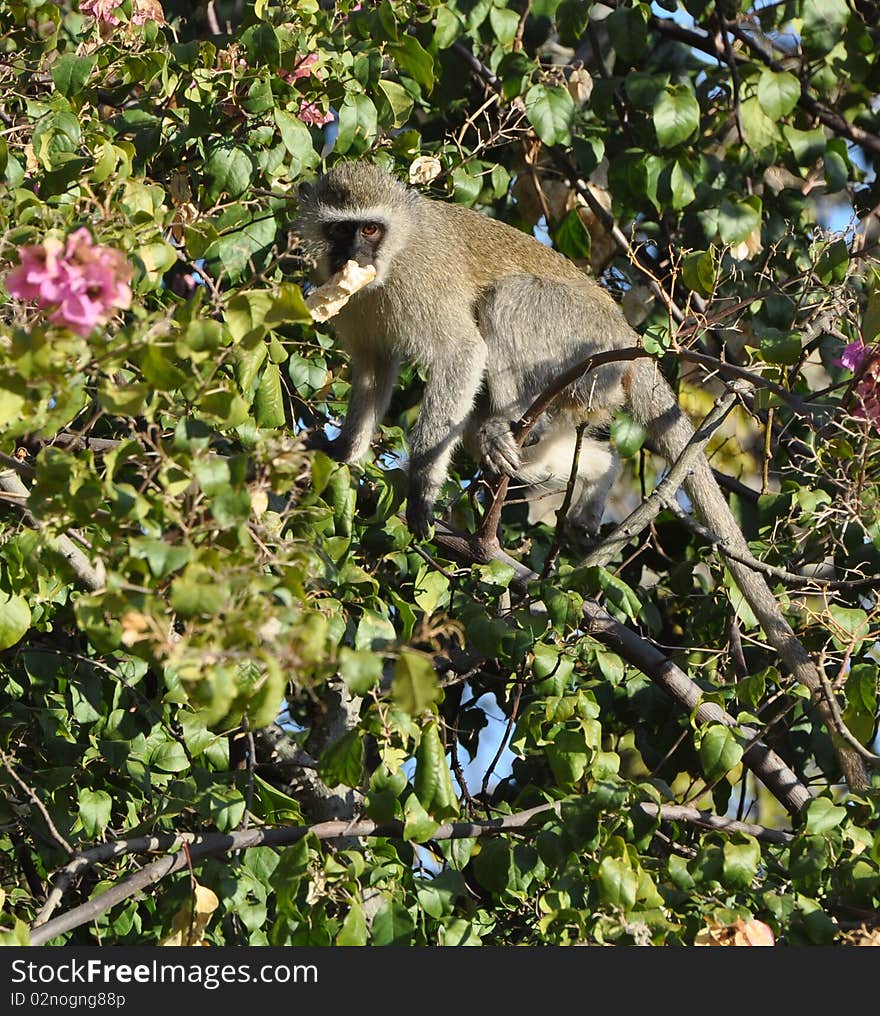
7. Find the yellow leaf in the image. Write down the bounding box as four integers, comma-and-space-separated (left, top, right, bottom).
158, 883, 219, 947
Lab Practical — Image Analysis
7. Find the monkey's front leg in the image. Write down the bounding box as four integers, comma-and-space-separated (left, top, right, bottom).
331, 347, 400, 464
406, 338, 487, 538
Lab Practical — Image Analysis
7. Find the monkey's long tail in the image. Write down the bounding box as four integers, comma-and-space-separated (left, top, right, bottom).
623, 358, 867, 791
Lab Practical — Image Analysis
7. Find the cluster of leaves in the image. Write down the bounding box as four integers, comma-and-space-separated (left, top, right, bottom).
1, 0, 880, 947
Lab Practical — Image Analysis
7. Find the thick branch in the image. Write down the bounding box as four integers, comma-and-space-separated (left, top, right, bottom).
0, 469, 105, 592
430, 521, 811, 818
31, 804, 561, 944
30, 799, 795, 944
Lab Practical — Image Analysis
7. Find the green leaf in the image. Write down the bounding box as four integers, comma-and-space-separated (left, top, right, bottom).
335, 94, 378, 156
255, 361, 286, 428
354, 609, 397, 651
51, 54, 95, 97
782, 126, 825, 167
391, 651, 440, 715
610, 412, 646, 458
388, 35, 435, 92
472, 839, 512, 892
170, 568, 227, 616
403, 792, 440, 842
266, 282, 312, 326
414, 719, 459, 820
827, 604, 869, 650
370, 897, 416, 945
598, 856, 638, 910
552, 208, 591, 261
525, 84, 574, 146
0, 594, 30, 650
802, 0, 850, 55
757, 69, 801, 120
843, 663, 878, 746
78, 788, 112, 838
434, 6, 464, 48
338, 647, 383, 695
336, 902, 368, 946
607, 6, 647, 64
804, 796, 847, 835
667, 161, 695, 210
722, 836, 761, 890
0, 388, 26, 429
698, 724, 743, 782
377, 79, 414, 128
150, 741, 189, 773
204, 145, 253, 202
546, 729, 591, 789
739, 96, 779, 156
205, 210, 276, 282
413, 567, 450, 614
653, 84, 700, 148
556, 0, 591, 47
681, 249, 716, 297
242, 22, 281, 68
755, 326, 801, 366
273, 109, 320, 173
317, 729, 364, 789
718, 196, 762, 245
489, 6, 521, 45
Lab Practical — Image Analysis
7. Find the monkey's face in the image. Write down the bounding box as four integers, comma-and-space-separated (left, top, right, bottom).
322, 219, 387, 275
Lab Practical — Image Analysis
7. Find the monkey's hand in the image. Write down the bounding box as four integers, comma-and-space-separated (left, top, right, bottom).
477, 419, 522, 477
405, 493, 435, 541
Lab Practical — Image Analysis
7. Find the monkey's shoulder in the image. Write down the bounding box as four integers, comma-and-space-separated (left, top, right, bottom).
420, 197, 596, 284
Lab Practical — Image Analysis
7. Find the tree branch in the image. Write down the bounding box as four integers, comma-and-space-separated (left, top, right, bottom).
29, 799, 795, 944
581, 387, 740, 569
0, 468, 106, 592
429, 520, 811, 818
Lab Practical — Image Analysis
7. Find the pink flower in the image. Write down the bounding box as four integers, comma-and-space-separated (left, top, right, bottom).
4, 228, 133, 337
79, 0, 123, 24
298, 100, 334, 127
279, 53, 323, 85
853, 358, 880, 429
131, 0, 165, 25
80, 0, 165, 26
839, 341, 873, 372
5, 237, 67, 303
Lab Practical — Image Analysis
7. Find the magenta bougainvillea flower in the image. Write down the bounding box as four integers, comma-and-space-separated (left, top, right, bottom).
5, 228, 134, 337
297, 100, 335, 127
837, 340, 880, 430
279, 53, 321, 84
80, 0, 165, 26
839, 341, 873, 373
79, 0, 123, 23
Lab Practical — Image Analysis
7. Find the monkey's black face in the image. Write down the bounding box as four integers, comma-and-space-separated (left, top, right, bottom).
323, 220, 386, 273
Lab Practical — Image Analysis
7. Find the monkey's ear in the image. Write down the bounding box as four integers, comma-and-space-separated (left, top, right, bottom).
297, 180, 314, 203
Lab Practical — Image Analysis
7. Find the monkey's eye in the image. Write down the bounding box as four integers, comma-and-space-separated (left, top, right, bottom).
361, 222, 382, 239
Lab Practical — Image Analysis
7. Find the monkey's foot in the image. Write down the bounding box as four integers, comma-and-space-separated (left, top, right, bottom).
477, 419, 521, 476
406, 496, 435, 540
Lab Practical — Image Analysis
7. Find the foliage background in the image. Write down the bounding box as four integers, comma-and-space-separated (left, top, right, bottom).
1, 0, 880, 946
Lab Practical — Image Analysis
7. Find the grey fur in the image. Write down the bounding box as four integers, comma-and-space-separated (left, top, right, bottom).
298, 161, 635, 536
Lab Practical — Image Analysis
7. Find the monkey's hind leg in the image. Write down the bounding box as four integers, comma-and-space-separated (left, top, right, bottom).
515, 420, 618, 534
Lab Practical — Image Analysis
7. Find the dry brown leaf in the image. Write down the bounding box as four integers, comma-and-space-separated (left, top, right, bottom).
694, 917, 775, 946
158, 883, 219, 947
409, 155, 442, 185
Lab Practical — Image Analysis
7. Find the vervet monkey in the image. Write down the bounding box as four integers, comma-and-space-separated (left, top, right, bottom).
298, 160, 626, 537
298, 160, 866, 789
